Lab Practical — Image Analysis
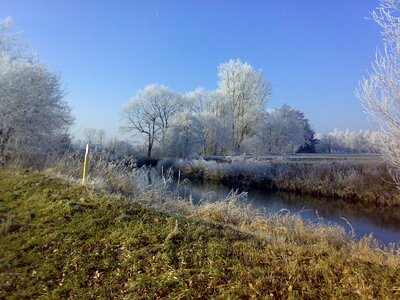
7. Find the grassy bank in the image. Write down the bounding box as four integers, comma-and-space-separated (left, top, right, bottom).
162, 157, 400, 206
1, 168, 400, 298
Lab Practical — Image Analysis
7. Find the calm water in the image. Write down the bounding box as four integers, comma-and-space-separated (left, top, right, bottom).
141, 169, 400, 246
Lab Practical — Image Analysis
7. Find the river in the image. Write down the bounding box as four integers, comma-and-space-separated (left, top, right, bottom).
140, 168, 400, 246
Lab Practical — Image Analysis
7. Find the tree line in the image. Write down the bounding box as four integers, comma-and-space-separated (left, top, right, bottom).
1, 0, 398, 170
121, 59, 316, 158
316, 129, 379, 153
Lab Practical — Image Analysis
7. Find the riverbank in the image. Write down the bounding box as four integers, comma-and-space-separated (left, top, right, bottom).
160, 156, 400, 206
1, 168, 400, 298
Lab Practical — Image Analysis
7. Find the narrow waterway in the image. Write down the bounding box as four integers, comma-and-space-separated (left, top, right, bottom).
140, 169, 400, 246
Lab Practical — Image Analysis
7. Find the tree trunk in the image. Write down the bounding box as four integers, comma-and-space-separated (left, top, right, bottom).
147, 133, 153, 157
147, 143, 152, 158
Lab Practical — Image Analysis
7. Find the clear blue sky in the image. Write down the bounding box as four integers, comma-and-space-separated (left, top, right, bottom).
0, 0, 382, 139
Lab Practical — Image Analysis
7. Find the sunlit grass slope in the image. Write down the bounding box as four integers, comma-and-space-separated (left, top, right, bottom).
1, 168, 399, 299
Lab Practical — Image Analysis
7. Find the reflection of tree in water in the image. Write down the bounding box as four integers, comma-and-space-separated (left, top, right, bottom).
147, 170, 152, 186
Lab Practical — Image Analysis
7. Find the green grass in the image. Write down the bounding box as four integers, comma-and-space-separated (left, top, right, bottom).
1, 168, 400, 299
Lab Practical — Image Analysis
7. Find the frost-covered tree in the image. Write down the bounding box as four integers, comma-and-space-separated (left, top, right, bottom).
164, 112, 204, 158
0, 17, 24, 58
81, 128, 106, 151
243, 105, 312, 154
149, 85, 182, 145
204, 91, 234, 155
96, 129, 106, 151
82, 128, 97, 146
125, 62, 318, 157
275, 105, 313, 153
217, 59, 271, 152
316, 129, 379, 153
179, 88, 231, 156
357, 0, 400, 184
104, 137, 137, 159
121, 84, 181, 157
0, 56, 73, 166
315, 133, 338, 153
0, 18, 73, 166
297, 117, 317, 153
183, 88, 209, 115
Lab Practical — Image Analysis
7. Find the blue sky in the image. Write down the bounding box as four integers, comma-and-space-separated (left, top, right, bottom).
0, 0, 382, 139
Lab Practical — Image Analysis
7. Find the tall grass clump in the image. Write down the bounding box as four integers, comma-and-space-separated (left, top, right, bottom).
45, 152, 139, 196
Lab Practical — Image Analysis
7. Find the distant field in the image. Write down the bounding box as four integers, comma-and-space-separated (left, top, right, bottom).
203, 153, 382, 163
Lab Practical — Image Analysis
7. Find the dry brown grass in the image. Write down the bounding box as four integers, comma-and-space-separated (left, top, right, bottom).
45, 152, 139, 196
